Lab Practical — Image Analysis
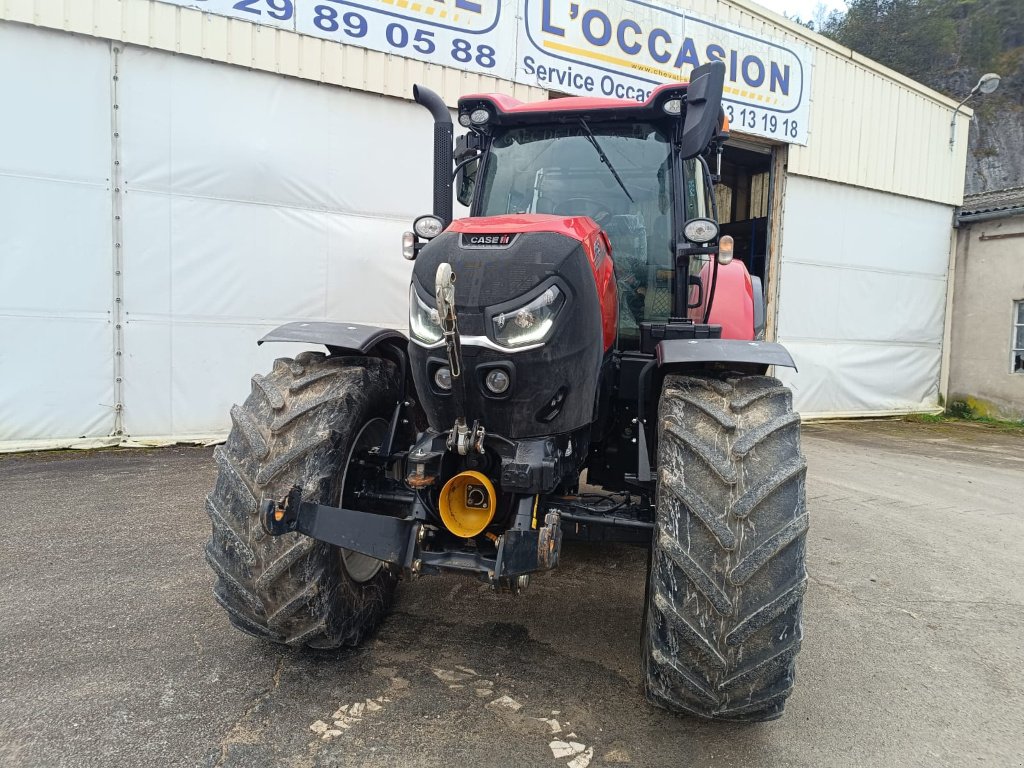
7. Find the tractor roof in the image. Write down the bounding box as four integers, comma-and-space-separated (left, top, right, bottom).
458, 82, 691, 126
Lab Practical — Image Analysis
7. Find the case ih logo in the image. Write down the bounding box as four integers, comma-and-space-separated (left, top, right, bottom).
461, 233, 516, 247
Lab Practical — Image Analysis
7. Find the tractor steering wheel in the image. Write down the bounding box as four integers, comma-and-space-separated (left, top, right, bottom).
553, 197, 613, 222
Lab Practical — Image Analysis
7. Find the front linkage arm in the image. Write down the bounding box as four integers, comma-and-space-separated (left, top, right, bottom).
262, 488, 421, 571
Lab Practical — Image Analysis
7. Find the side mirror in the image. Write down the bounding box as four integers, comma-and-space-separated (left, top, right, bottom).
454, 134, 480, 208
678, 61, 726, 160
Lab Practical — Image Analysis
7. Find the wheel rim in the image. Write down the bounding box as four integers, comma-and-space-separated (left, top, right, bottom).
338, 417, 389, 583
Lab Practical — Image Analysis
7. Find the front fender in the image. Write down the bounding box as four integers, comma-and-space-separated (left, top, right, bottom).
259, 321, 407, 356
656, 338, 797, 371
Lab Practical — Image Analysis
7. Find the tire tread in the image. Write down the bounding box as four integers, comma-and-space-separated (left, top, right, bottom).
643, 373, 808, 722
205, 354, 400, 649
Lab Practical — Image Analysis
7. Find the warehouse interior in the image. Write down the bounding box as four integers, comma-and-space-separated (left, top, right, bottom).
716, 141, 775, 285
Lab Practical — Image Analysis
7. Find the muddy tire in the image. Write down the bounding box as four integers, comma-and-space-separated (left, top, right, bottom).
642, 373, 808, 721
205, 351, 401, 649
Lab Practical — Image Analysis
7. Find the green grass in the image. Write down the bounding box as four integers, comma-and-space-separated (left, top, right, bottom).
905, 413, 946, 424
904, 412, 1024, 433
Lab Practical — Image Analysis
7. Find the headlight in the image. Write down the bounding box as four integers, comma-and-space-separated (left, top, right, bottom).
484, 369, 510, 394
683, 218, 719, 244
492, 285, 565, 348
409, 284, 443, 344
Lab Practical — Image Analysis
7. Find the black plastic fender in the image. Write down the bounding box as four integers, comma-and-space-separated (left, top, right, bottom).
656, 338, 797, 371
632, 339, 797, 482
258, 321, 408, 356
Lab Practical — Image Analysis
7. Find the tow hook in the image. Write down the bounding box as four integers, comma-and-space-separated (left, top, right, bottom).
261, 485, 302, 535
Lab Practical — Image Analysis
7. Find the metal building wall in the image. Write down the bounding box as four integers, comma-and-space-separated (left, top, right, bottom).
1, 0, 970, 206
676, 0, 970, 206
0, 0, 545, 108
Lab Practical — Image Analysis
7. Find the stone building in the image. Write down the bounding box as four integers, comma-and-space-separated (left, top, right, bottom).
949, 187, 1024, 421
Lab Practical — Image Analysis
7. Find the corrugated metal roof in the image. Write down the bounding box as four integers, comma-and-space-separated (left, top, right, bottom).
959, 186, 1024, 217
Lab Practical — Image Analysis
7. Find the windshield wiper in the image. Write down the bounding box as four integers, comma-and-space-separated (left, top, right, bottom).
578, 118, 634, 203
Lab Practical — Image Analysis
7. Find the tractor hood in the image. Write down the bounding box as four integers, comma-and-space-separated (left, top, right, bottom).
410, 215, 602, 335
408, 215, 611, 439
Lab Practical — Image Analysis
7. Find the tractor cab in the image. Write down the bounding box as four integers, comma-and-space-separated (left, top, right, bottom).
406, 68, 735, 355
454, 91, 722, 349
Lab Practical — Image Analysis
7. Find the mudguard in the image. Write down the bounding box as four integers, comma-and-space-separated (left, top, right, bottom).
656, 338, 797, 371
258, 321, 407, 355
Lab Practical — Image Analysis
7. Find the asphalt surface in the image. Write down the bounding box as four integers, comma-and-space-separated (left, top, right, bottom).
1, 420, 1022, 767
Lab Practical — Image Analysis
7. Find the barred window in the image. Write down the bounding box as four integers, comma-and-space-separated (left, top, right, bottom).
1013, 301, 1024, 374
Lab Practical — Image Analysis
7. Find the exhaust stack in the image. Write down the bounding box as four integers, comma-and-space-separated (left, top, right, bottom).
413, 84, 454, 227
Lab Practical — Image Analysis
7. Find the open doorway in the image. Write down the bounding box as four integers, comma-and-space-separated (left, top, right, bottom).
715, 140, 776, 286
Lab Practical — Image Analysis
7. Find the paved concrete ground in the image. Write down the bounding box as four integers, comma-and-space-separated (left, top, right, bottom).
1, 420, 1022, 767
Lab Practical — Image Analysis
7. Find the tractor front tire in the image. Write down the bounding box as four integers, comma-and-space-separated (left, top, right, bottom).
205, 351, 400, 649
643, 373, 808, 721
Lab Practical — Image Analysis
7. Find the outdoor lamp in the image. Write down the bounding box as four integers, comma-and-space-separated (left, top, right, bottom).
949, 73, 1001, 150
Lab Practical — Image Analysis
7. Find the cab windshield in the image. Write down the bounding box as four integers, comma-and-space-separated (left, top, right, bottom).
476, 121, 676, 347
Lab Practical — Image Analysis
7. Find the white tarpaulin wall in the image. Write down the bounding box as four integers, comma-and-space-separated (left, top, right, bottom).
0, 26, 116, 447
0, 22, 954, 448
774, 176, 952, 417
117, 46, 435, 439
0, 23, 447, 449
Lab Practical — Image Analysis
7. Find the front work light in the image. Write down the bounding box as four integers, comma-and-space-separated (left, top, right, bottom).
414, 215, 444, 239
492, 286, 565, 348
683, 218, 719, 244
662, 98, 683, 115
470, 108, 490, 126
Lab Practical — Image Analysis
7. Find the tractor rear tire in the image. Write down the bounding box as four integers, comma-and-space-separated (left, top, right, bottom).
205, 351, 401, 649
642, 373, 808, 721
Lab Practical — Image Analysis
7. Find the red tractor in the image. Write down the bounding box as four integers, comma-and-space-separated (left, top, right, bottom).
206, 61, 808, 722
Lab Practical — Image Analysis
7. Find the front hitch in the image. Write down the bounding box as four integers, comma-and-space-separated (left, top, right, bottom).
260, 485, 564, 587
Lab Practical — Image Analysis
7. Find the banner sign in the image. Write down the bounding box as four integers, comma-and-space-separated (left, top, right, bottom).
155, 0, 813, 144
520, 0, 811, 143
